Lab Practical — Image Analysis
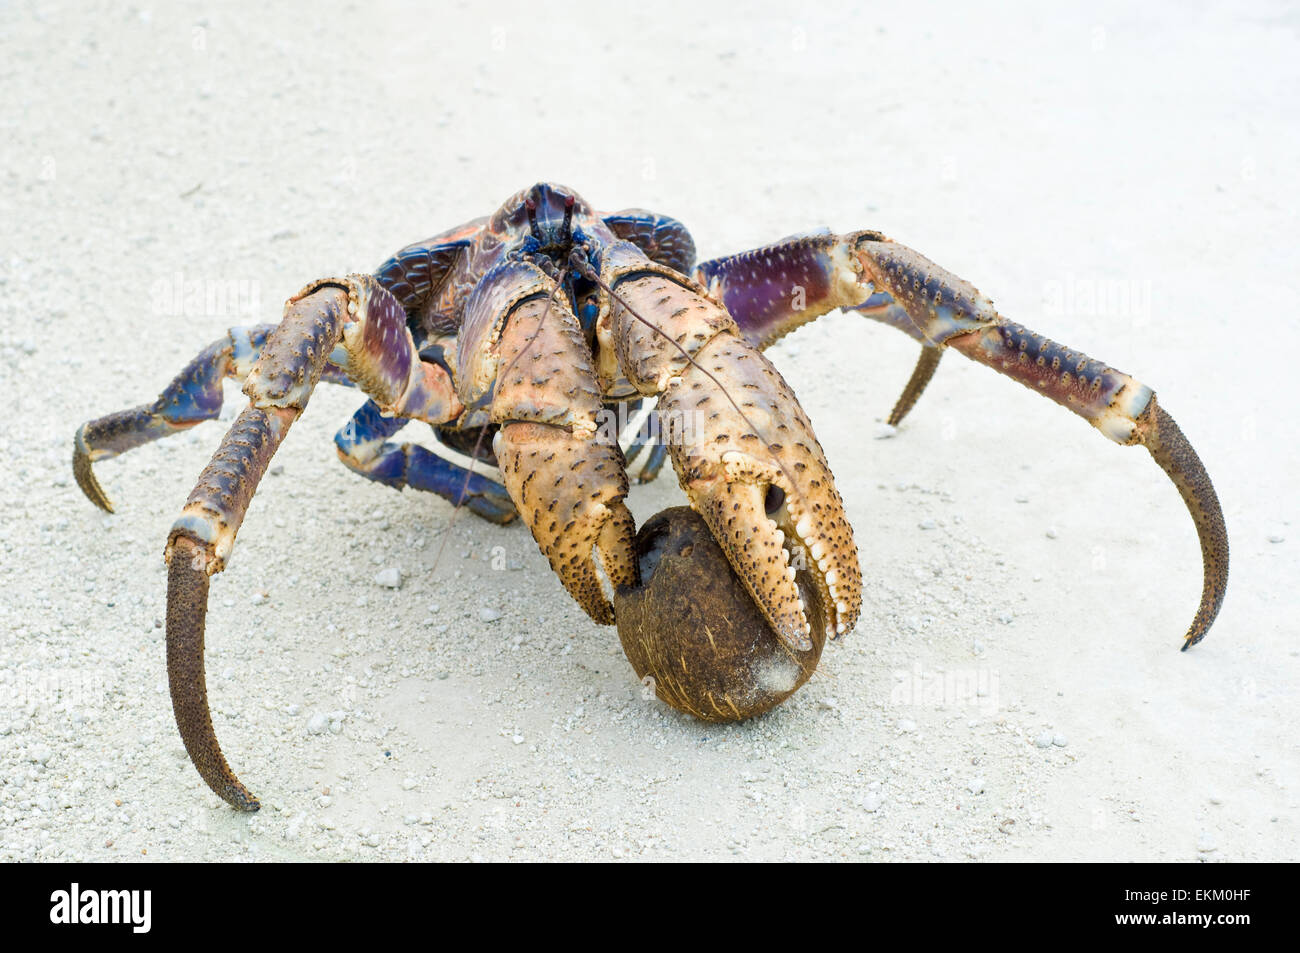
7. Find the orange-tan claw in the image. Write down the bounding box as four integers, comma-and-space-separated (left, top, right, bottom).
603, 249, 863, 649
692, 479, 813, 651
480, 271, 640, 625
493, 421, 637, 624
658, 331, 863, 649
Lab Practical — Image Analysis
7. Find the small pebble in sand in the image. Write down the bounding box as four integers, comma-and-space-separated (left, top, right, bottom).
306, 713, 329, 735
862, 792, 883, 812
479, 607, 502, 622
897, 719, 917, 733
967, 777, 986, 795
997, 612, 1014, 625
1197, 831, 1217, 853
918, 518, 937, 530
374, 568, 402, 589
1045, 527, 1059, 539
1034, 731, 1054, 749
1052, 734, 1068, 747
873, 423, 897, 440
1268, 533, 1284, 543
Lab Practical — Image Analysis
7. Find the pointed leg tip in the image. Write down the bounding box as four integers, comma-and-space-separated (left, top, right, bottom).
72, 436, 116, 512
223, 785, 261, 812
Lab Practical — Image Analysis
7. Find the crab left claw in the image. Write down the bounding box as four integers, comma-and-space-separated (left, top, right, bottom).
604, 245, 862, 650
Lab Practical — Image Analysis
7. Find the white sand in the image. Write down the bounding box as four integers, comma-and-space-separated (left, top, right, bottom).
1, 0, 1296, 861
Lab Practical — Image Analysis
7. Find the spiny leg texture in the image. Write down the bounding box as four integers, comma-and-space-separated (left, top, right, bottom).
72, 324, 352, 512
695, 230, 1227, 646
886, 344, 943, 427
159, 275, 462, 809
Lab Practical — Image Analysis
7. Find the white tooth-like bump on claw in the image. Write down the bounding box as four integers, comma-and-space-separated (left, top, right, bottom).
795, 514, 813, 539
837, 601, 849, 615
825, 569, 838, 586
786, 566, 797, 582
811, 541, 826, 560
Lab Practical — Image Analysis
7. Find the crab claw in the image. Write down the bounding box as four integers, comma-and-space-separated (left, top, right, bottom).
659, 332, 862, 651
493, 421, 638, 623
465, 259, 639, 624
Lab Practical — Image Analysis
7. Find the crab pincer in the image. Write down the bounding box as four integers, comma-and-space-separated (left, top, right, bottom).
603, 244, 863, 651
458, 259, 639, 623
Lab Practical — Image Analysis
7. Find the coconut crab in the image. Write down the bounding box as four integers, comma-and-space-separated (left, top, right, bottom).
73, 183, 1227, 811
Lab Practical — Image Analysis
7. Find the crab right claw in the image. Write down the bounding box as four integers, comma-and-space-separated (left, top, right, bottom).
604, 244, 863, 651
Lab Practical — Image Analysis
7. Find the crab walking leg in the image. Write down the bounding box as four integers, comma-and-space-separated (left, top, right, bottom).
73, 325, 353, 512
600, 242, 862, 650
885, 344, 943, 427
455, 260, 637, 623
944, 326, 1228, 648
696, 231, 1227, 646
619, 401, 671, 483
334, 399, 517, 523
693, 231, 954, 426
165, 275, 462, 810
166, 405, 296, 811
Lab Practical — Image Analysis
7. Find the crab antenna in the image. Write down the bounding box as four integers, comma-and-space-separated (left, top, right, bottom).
561, 194, 575, 245
525, 197, 541, 240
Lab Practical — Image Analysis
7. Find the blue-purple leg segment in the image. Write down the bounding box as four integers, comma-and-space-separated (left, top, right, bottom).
73, 324, 352, 512
694, 229, 1227, 647
602, 209, 697, 274
334, 401, 516, 524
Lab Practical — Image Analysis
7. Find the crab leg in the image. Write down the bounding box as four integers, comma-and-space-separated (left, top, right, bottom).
695, 232, 1227, 647
334, 399, 516, 523
73, 325, 353, 512
600, 242, 862, 650
165, 275, 461, 810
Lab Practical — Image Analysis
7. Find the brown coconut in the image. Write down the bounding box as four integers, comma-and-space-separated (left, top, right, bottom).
613, 506, 827, 722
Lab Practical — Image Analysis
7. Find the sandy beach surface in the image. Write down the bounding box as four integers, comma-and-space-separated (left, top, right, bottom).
1, 0, 1296, 862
